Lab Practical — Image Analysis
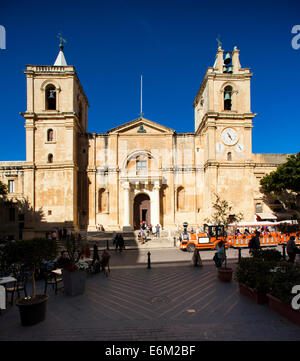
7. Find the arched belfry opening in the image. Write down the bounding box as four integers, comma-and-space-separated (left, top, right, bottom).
224, 85, 233, 110
45, 84, 56, 110
133, 193, 150, 229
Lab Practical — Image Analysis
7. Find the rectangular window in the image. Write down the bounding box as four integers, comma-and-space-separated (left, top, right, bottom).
8, 180, 15, 193
256, 203, 262, 213
136, 160, 147, 171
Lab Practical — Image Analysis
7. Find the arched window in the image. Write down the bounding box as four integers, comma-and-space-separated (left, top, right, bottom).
98, 188, 107, 213
224, 85, 232, 110
177, 186, 185, 211
47, 129, 54, 142
45, 84, 56, 110
48, 153, 53, 163
227, 152, 232, 161
136, 156, 147, 174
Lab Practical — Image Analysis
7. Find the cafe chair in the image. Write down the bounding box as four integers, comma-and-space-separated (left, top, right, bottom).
5, 273, 28, 305
44, 272, 63, 295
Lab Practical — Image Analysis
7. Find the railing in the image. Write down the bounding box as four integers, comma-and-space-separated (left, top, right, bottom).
227, 232, 300, 248
26, 66, 74, 73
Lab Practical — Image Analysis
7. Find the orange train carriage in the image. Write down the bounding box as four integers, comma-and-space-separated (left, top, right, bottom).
179, 222, 300, 252
179, 224, 229, 252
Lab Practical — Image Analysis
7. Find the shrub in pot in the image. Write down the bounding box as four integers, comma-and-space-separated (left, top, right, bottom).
2, 238, 57, 326
267, 262, 300, 326
61, 233, 88, 296
234, 257, 274, 304
250, 249, 282, 263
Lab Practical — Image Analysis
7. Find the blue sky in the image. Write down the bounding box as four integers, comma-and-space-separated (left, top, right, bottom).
0, 0, 299, 160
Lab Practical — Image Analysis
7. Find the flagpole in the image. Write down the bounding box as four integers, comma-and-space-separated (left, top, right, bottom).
140, 74, 143, 117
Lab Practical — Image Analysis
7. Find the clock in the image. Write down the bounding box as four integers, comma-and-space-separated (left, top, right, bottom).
221, 128, 238, 146
235, 142, 244, 153
216, 142, 224, 153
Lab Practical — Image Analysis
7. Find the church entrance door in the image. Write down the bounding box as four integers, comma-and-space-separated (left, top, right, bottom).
133, 193, 150, 229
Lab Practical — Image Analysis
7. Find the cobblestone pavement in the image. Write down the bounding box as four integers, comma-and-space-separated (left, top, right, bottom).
0, 249, 299, 341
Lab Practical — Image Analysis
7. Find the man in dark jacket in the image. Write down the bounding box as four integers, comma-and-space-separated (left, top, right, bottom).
287, 236, 300, 263
248, 231, 261, 254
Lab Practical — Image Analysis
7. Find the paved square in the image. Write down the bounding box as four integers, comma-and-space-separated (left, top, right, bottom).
0, 249, 299, 341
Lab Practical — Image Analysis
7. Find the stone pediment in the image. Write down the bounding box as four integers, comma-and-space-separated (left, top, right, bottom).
107, 117, 175, 135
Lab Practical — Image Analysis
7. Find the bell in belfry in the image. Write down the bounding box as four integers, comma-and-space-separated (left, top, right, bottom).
224, 92, 231, 101
48, 90, 56, 99
223, 65, 228, 73
224, 52, 231, 65
227, 65, 233, 73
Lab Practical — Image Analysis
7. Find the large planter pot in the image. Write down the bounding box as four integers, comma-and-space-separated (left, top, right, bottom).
267, 294, 300, 326
217, 267, 233, 282
16, 294, 48, 326
239, 284, 268, 305
62, 269, 86, 296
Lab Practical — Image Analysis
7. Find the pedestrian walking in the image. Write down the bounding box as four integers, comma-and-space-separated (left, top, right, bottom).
192, 248, 203, 267
287, 236, 300, 263
117, 233, 125, 252
113, 233, 118, 250
100, 250, 111, 276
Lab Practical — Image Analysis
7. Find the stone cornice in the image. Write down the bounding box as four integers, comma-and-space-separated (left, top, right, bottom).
195, 112, 256, 135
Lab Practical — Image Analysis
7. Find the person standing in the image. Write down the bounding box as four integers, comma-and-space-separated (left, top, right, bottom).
156, 224, 160, 238
248, 231, 261, 254
192, 248, 203, 267
214, 240, 225, 268
287, 236, 300, 263
92, 243, 100, 264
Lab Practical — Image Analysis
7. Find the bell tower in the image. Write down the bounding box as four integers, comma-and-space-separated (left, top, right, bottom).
193, 45, 257, 221
193, 45, 256, 163
22, 41, 89, 232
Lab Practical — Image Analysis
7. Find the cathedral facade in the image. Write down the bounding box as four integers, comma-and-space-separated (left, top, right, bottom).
0, 45, 289, 239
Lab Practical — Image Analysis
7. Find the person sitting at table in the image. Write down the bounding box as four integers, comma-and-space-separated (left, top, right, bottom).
55, 251, 69, 268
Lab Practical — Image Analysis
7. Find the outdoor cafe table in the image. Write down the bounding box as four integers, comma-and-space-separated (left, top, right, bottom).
0, 277, 17, 310
51, 268, 62, 276
0, 276, 17, 285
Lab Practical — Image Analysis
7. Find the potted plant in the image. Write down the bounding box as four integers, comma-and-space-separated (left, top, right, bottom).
267, 262, 300, 326
234, 257, 270, 304
207, 194, 243, 282
61, 233, 88, 296
235, 249, 283, 304
2, 238, 57, 326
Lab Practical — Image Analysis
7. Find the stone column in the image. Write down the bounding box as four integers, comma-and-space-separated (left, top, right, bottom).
152, 181, 160, 227
123, 181, 130, 229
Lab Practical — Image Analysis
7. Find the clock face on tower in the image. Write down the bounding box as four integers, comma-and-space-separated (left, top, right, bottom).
235, 142, 244, 153
221, 128, 238, 146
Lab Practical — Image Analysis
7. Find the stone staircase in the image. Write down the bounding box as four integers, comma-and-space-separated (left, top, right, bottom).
83, 230, 176, 250
56, 229, 181, 252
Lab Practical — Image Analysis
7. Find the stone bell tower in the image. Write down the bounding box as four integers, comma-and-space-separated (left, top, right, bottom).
193, 45, 257, 220
22, 40, 89, 232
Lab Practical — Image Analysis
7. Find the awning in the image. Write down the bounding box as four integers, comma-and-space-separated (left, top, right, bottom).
275, 212, 298, 221
256, 213, 277, 221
